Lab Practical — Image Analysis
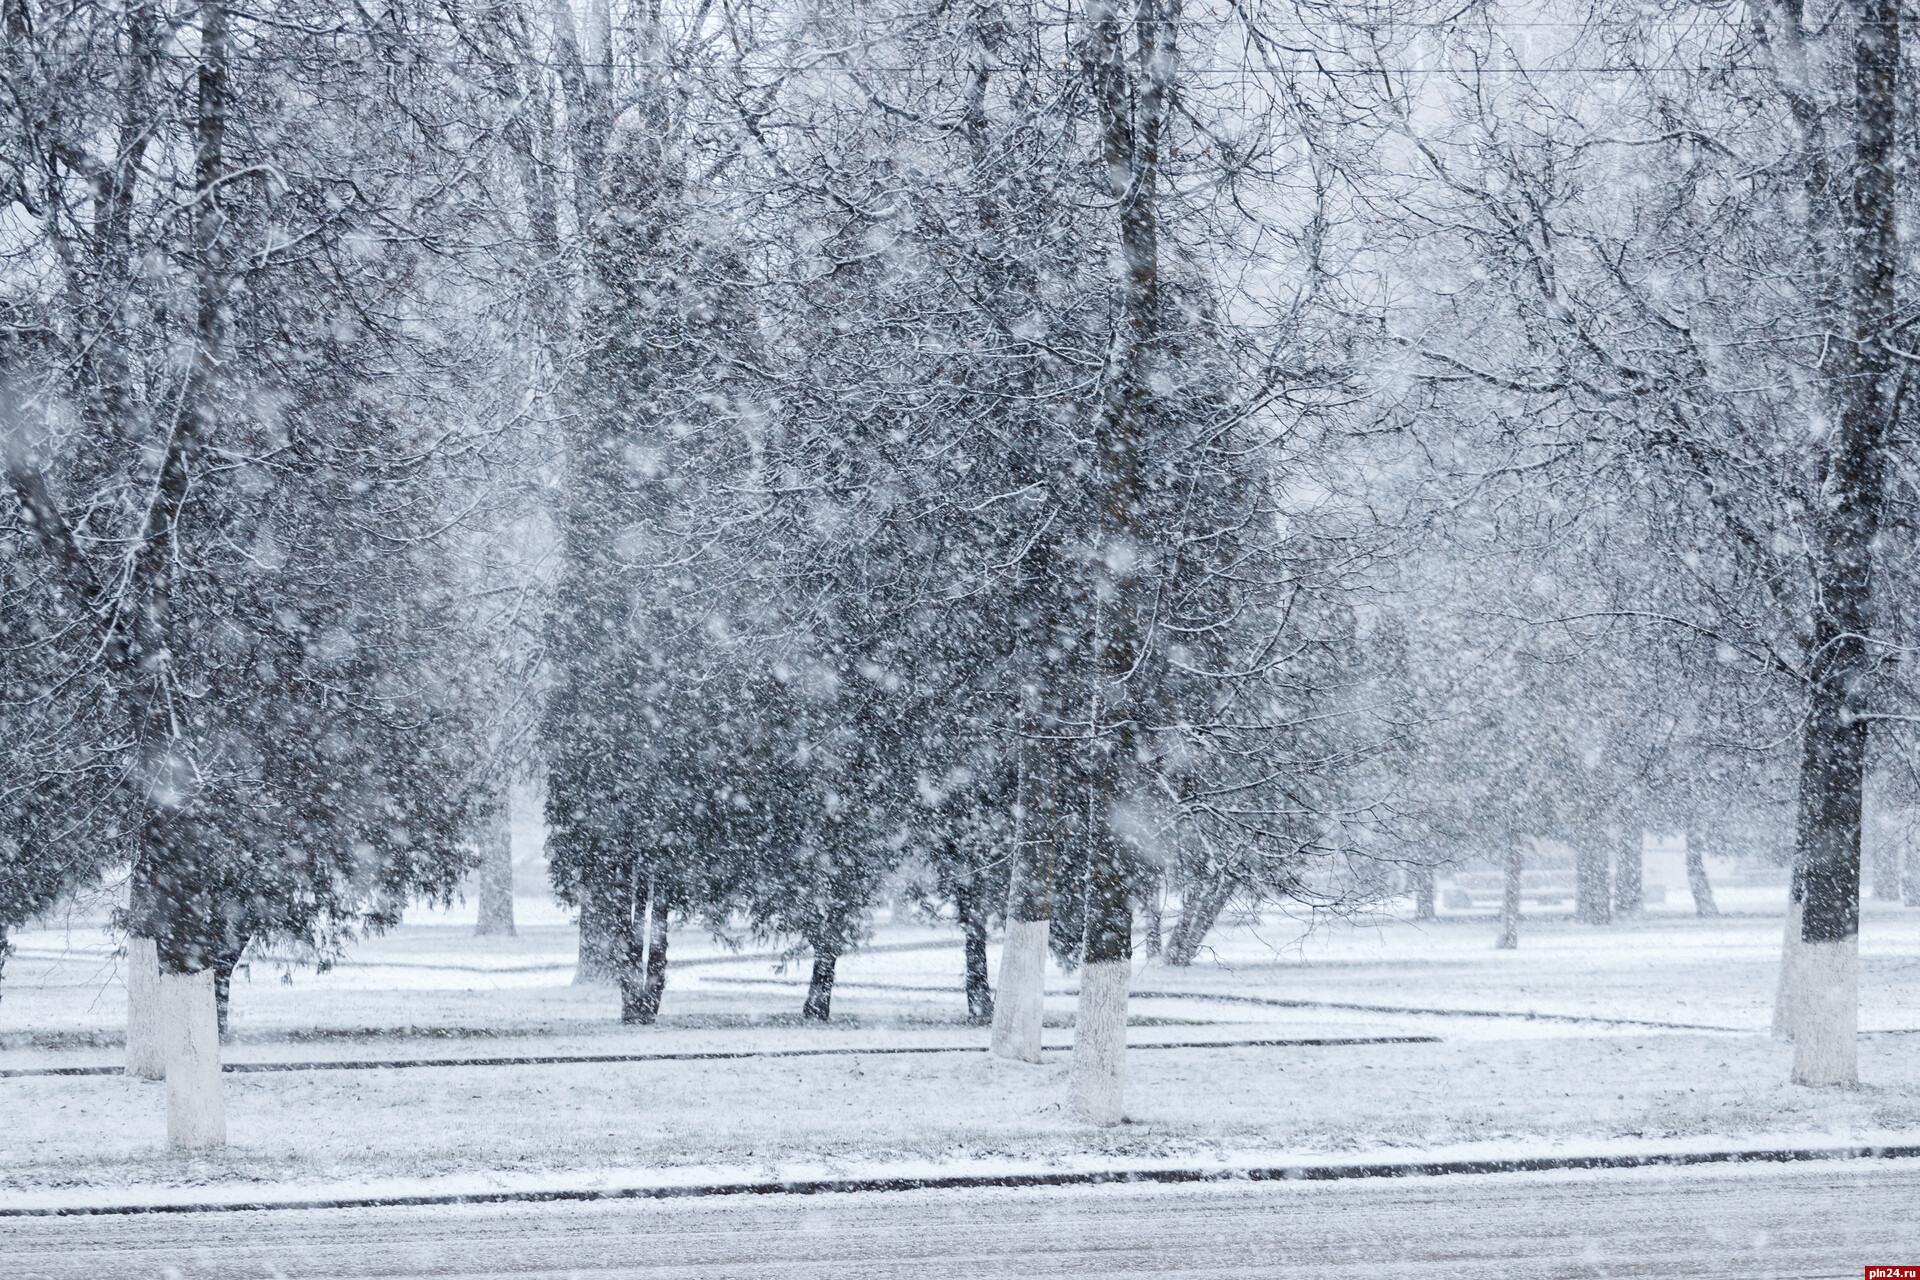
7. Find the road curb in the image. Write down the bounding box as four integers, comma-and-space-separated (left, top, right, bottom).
7, 1142, 1918, 1218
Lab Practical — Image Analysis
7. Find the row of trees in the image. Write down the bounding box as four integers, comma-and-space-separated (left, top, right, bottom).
516, 0, 1381, 1127
5, 0, 1918, 1144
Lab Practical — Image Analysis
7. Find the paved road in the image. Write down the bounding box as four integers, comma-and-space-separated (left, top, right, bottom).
8, 1161, 1917, 1278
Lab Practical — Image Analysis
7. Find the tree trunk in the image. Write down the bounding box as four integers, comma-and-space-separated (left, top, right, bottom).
136, 0, 233, 1149
1779, 0, 1898, 1090
802, 948, 838, 1022
1613, 834, 1644, 916
1684, 836, 1719, 917
112, 0, 233, 1137
956, 875, 993, 1025
615, 937, 649, 1024
991, 917, 1050, 1062
613, 889, 668, 1024
125, 936, 166, 1079
617, 879, 669, 1025
1163, 871, 1233, 966
1069, 0, 1172, 1130
1071, 946, 1130, 1126
573, 893, 619, 985
641, 891, 669, 1018
613, 907, 643, 1023
160, 967, 225, 1150
1575, 842, 1612, 925
992, 735, 1059, 1062
1412, 864, 1436, 922
211, 933, 249, 1040
475, 800, 516, 938
1793, 675, 1865, 1086
1497, 843, 1522, 949
1142, 881, 1163, 959
1072, 827, 1133, 1126
1905, 844, 1920, 907
1794, 931, 1859, 1086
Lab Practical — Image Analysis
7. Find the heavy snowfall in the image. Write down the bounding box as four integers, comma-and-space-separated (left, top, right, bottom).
2, 0, 1919, 1274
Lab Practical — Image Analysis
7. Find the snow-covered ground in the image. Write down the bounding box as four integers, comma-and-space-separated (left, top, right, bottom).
3, 892, 1918, 1202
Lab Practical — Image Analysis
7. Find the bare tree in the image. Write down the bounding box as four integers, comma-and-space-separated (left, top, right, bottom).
1384, 0, 1911, 1085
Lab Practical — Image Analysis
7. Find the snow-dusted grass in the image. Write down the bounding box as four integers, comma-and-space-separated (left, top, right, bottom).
2, 895, 1918, 1199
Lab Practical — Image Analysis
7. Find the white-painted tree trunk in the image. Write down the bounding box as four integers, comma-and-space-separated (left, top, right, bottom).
161, 969, 227, 1150
125, 937, 165, 1080
1790, 937, 1858, 1088
989, 918, 1049, 1064
1772, 898, 1808, 1040
1069, 958, 1129, 1126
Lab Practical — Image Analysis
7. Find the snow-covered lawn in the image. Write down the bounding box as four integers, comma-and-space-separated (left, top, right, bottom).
3, 894, 1918, 1199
